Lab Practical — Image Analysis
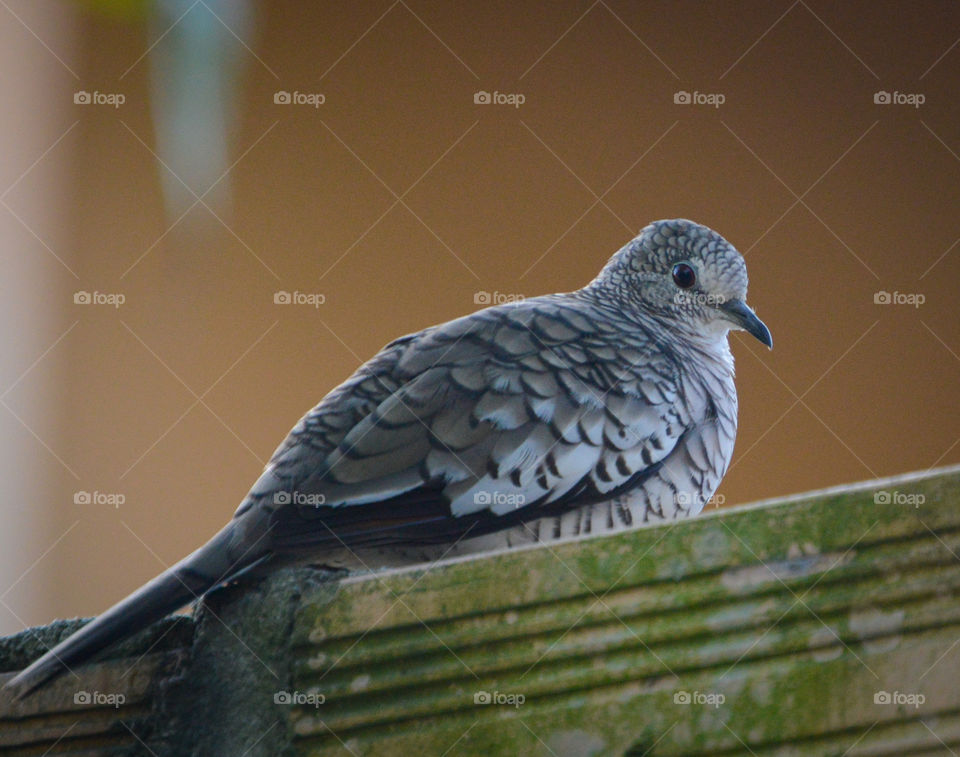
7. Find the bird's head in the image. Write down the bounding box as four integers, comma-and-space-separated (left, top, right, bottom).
591, 218, 772, 349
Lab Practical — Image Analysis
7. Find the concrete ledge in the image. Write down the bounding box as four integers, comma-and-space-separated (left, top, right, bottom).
0, 617, 190, 755
3, 465, 960, 755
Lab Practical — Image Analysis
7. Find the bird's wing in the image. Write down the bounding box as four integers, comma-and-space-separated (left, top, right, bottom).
254, 296, 694, 550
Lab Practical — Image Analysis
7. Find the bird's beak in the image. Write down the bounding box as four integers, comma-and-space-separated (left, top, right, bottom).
719, 299, 773, 349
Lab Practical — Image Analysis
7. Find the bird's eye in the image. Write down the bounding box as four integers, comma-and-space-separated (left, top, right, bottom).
672, 263, 696, 289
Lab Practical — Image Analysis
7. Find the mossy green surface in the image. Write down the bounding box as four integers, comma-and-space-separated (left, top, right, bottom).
285, 467, 960, 755
1, 466, 958, 755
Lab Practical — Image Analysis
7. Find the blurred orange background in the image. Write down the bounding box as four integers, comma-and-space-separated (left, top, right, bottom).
0, 0, 957, 635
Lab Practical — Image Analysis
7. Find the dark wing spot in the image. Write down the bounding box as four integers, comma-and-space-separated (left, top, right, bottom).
545, 452, 560, 478
596, 459, 612, 483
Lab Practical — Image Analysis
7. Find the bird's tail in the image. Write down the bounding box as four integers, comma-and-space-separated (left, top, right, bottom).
4, 515, 270, 700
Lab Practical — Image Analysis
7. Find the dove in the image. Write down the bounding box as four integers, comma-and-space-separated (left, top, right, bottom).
6, 218, 771, 699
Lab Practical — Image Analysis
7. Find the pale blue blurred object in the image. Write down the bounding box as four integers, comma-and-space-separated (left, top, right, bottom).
149, 0, 254, 225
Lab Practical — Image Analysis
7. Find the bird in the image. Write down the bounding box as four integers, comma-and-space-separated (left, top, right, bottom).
5, 218, 771, 699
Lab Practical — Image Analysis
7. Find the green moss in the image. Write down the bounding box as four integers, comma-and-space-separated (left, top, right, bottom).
3, 466, 958, 755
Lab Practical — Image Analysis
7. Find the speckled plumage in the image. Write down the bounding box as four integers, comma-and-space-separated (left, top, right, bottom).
238, 218, 770, 565
8, 218, 771, 698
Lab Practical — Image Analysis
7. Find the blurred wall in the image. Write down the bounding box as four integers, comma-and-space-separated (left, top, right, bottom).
0, 2, 76, 638
1, 0, 958, 634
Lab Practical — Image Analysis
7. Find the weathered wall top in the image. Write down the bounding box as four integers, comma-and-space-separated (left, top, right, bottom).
3, 465, 960, 756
